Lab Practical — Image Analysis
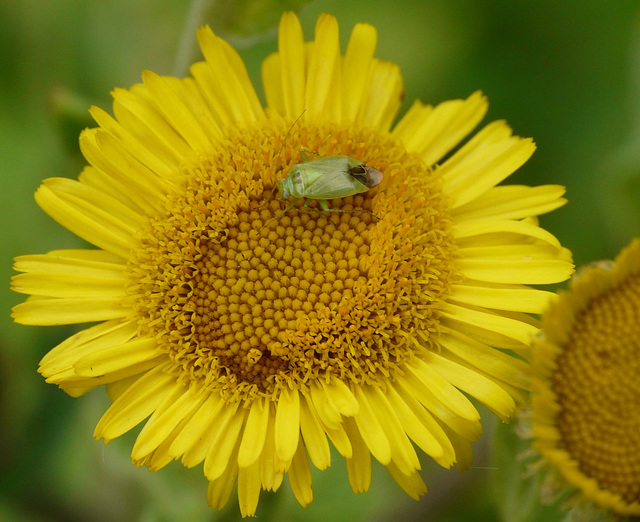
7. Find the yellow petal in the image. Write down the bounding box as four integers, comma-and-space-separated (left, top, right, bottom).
237, 458, 261, 517
357, 60, 403, 131
442, 317, 531, 352
452, 184, 567, 222
438, 331, 530, 390
393, 91, 488, 165
305, 14, 341, 120
39, 318, 136, 369
423, 350, 516, 421
323, 422, 353, 459
196, 27, 263, 124
12, 270, 125, 298
385, 460, 427, 500
104, 367, 139, 401
344, 416, 371, 493
35, 178, 139, 258
189, 61, 234, 130
288, 439, 313, 507
237, 397, 270, 468
406, 358, 480, 423
140, 419, 186, 471
88, 105, 176, 177
14, 250, 125, 281
352, 385, 391, 465
385, 384, 447, 464
457, 254, 574, 285
141, 387, 211, 461
440, 122, 536, 208
132, 384, 204, 461
322, 378, 359, 417
363, 384, 420, 475
207, 445, 239, 511
111, 86, 191, 163
260, 411, 285, 491
141, 70, 212, 153
74, 337, 160, 377
261, 53, 285, 116
441, 302, 539, 345
449, 282, 555, 314
398, 365, 481, 441
439, 421, 474, 472
305, 392, 352, 458
175, 394, 224, 467
53, 361, 155, 394
79, 128, 169, 215
342, 22, 377, 122
12, 296, 128, 325
278, 11, 306, 118
177, 76, 226, 140
275, 387, 300, 465
392, 381, 456, 468
309, 381, 342, 430
79, 165, 149, 216
94, 364, 175, 442
454, 218, 561, 247
204, 405, 245, 481
299, 393, 331, 470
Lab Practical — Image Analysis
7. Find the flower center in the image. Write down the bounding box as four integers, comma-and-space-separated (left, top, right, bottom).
127, 120, 456, 402
553, 275, 640, 505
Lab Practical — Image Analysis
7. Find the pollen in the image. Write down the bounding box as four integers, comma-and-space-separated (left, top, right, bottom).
126, 120, 456, 402
552, 274, 640, 505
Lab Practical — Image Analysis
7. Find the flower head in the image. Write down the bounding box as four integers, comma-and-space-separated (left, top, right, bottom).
530, 238, 640, 518
12, 12, 573, 516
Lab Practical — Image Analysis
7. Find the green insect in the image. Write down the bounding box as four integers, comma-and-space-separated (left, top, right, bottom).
272, 150, 383, 219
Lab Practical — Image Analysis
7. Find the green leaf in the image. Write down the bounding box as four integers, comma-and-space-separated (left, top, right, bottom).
491, 421, 563, 522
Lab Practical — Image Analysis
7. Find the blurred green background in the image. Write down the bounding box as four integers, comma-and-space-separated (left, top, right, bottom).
1, 1, 639, 520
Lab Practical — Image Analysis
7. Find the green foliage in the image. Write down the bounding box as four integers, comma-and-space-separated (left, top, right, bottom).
492, 421, 562, 522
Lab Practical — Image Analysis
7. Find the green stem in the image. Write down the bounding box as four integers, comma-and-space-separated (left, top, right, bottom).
173, 0, 231, 77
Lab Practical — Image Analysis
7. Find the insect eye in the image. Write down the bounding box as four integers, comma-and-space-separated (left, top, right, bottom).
278, 178, 289, 198
348, 164, 368, 184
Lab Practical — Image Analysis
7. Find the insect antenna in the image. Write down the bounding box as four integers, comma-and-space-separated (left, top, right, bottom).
257, 109, 307, 210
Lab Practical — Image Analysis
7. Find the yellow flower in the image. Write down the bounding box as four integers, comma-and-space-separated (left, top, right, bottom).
530, 238, 640, 518
12, 12, 573, 516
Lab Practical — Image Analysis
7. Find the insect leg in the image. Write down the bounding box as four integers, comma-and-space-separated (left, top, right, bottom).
316, 198, 380, 219
258, 110, 308, 210
318, 199, 331, 211
303, 198, 329, 213
300, 149, 321, 163
254, 175, 281, 212
317, 200, 362, 213
265, 198, 301, 225
288, 198, 349, 216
